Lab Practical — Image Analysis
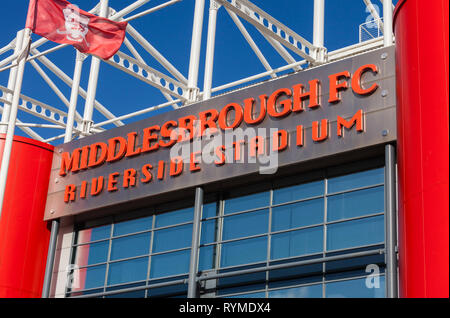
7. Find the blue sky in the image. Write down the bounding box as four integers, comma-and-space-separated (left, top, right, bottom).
0, 0, 396, 143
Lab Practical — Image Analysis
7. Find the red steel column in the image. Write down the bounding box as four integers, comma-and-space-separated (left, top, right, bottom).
0, 134, 54, 298
394, 0, 449, 298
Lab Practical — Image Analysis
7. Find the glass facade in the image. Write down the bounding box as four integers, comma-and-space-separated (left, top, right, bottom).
67, 163, 386, 298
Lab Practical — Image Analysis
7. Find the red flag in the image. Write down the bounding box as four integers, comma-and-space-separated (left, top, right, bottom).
26, 0, 127, 60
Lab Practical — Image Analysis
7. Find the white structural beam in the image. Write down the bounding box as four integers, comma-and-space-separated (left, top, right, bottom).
313, 0, 326, 63
0, 30, 24, 134
123, 0, 183, 22
209, 35, 384, 96
261, 33, 301, 71
29, 60, 84, 123
93, 98, 182, 128
123, 37, 146, 63
382, 0, 394, 46
0, 43, 67, 73
0, 105, 44, 141
203, 1, 220, 100
0, 28, 32, 215
0, 52, 20, 70
105, 51, 188, 100
379, 0, 395, 11
109, 0, 153, 21
65, 52, 86, 142
216, 0, 317, 62
0, 85, 74, 128
210, 59, 308, 95
226, 9, 276, 78
29, 48, 124, 127
0, 39, 14, 56
82, 0, 110, 134
0, 122, 64, 129
123, 37, 180, 108
126, 24, 188, 84
327, 37, 384, 62
188, 0, 206, 97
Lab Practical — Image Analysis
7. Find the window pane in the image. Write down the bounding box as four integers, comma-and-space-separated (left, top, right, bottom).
325, 276, 385, 298
155, 207, 193, 228
221, 237, 267, 267
153, 224, 192, 253
73, 264, 106, 291
327, 186, 384, 221
113, 216, 152, 236
223, 209, 269, 240
328, 168, 384, 193
107, 257, 148, 285
269, 284, 322, 298
150, 250, 190, 278
224, 191, 270, 214
77, 224, 110, 244
272, 199, 324, 231
74, 241, 109, 267
110, 232, 151, 261
273, 180, 324, 204
201, 219, 217, 244
327, 215, 385, 251
149, 283, 188, 298
203, 202, 219, 219
199, 245, 215, 271
271, 227, 323, 260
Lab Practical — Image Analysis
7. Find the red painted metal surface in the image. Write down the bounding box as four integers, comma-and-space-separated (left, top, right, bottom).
0, 134, 54, 298
394, 0, 449, 298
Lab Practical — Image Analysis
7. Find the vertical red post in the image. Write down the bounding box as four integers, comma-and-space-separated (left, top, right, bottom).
0, 134, 54, 298
394, 0, 449, 297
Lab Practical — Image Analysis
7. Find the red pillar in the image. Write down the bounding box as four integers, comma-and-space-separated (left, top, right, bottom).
394, 0, 449, 298
0, 134, 54, 298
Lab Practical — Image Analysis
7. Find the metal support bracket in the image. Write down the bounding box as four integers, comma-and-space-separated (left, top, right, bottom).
312, 46, 328, 64
76, 52, 88, 62
211, 0, 221, 10
186, 87, 200, 104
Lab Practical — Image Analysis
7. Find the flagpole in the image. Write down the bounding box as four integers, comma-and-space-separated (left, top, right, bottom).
0, 28, 32, 217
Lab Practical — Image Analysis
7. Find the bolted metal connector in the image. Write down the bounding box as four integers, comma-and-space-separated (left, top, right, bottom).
382, 129, 389, 137
381, 52, 388, 60
381, 90, 388, 97
50, 209, 55, 214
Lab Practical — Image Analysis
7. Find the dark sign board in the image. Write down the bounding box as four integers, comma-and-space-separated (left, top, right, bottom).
44, 46, 396, 220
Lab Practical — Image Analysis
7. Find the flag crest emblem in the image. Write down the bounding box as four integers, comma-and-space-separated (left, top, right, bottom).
57, 5, 90, 44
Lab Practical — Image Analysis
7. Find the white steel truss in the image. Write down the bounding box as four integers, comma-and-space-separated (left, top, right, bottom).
0, 0, 394, 143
